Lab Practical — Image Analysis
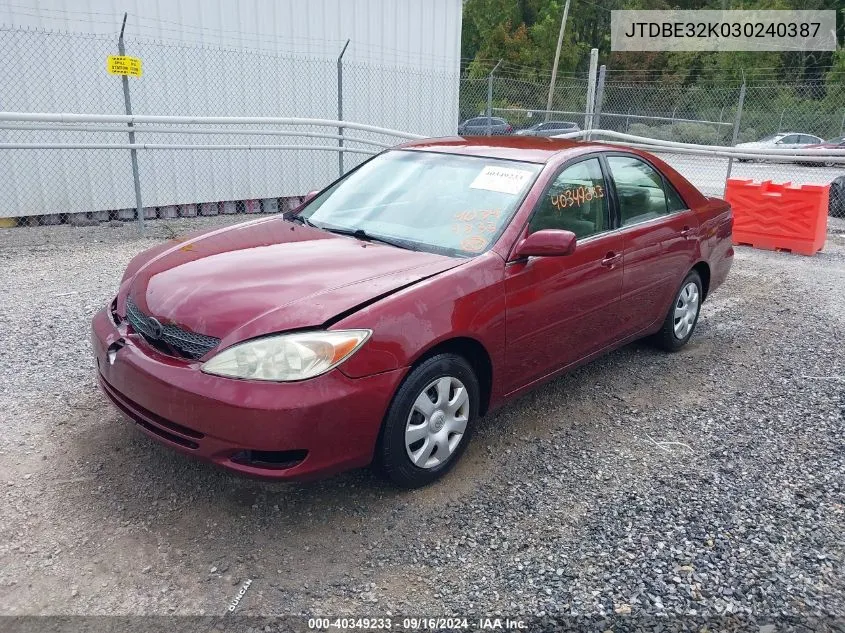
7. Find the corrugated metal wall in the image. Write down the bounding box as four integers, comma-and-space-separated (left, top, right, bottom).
0, 0, 462, 217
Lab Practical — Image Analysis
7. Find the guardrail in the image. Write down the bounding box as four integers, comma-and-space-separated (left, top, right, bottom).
0, 112, 425, 229
555, 129, 845, 164
0, 112, 424, 153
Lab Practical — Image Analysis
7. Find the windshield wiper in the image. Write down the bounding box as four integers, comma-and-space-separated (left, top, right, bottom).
314, 223, 417, 251
284, 212, 316, 227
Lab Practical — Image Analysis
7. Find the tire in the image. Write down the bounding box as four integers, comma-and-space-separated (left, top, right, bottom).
652, 271, 703, 352
830, 176, 845, 218
375, 353, 479, 488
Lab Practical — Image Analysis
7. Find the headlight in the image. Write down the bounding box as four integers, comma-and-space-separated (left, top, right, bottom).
201, 329, 371, 382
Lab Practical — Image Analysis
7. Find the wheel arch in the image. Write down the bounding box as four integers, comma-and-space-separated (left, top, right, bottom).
408, 336, 494, 417
691, 261, 711, 300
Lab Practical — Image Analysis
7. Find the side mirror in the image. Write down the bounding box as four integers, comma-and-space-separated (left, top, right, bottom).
513, 229, 577, 258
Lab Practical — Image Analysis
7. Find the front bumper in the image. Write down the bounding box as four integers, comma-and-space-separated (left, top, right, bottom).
91, 308, 406, 480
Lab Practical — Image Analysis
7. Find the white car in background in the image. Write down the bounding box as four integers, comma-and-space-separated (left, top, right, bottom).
516, 121, 581, 137
735, 132, 825, 162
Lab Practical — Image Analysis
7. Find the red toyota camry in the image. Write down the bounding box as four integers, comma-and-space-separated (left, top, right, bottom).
91, 137, 733, 488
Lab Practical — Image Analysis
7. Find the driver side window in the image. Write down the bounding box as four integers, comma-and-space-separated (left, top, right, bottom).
528, 158, 608, 239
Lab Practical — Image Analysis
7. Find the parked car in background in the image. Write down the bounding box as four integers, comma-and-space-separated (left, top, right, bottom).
516, 120, 581, 137
736, 132, 825, 162
92, 136, 733, 488
804, 136, 845, 167
458, 116, 513, 135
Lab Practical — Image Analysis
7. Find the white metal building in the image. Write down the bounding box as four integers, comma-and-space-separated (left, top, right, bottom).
0, 0, 463, 218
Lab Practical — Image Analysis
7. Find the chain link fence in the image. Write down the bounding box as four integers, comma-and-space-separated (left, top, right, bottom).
0, 25, 455, 228
457, 67, 592, 132
1, 23, 843, 230
472, 65, 843, 199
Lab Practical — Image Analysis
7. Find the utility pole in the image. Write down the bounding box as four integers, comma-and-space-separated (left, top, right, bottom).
584, 48, 598, 138
544, 0, 571, 122
486, 59, 503, 136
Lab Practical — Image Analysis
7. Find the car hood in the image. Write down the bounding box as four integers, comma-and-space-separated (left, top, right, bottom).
125, 217, 464, 344
735, 141, 770, 148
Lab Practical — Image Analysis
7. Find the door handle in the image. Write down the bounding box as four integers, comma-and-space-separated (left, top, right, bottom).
601, 252, 621, 268
680, 226, 694, 239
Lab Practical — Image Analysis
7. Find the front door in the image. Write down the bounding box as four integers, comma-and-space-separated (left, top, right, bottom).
503, 157, 624, 392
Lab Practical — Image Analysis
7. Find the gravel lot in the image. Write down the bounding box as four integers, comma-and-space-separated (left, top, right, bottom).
1, 216, 843, 629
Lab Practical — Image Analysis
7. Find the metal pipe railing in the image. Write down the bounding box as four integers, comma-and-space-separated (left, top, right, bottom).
0, 112, 426, 140
0, 123, 394, 148
0, 142, 378, 154
555, 129, 845, 161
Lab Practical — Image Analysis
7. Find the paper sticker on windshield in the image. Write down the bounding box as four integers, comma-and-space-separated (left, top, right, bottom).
470, 166, 533, 195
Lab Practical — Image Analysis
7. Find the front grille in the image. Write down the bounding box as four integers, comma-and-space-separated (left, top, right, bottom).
124, 295, 220, 360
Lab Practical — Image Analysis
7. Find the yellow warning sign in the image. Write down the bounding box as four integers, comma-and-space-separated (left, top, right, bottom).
107, 55, 142, 77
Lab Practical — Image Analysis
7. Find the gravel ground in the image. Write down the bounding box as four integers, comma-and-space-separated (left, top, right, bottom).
1, 216, 844, 630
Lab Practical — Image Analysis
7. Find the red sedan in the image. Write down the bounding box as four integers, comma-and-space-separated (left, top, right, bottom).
91, 137, 733, 488
804, 136, 845, 167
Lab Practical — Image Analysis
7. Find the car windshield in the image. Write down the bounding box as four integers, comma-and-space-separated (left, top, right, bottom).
299, 150, 541, 257
757, 134, 781, 142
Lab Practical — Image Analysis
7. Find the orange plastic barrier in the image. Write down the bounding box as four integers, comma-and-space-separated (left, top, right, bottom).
724, 179, 829, 256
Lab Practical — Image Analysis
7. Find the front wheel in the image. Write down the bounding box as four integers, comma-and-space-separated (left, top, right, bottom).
375, 353, 479, 488
652, 271, 703, 352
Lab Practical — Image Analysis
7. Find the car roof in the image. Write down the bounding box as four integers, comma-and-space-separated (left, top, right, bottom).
397, 136, 609, 163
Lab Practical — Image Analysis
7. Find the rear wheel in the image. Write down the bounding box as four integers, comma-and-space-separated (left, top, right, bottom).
652, 271, 703, 352
375, 353, 479, 488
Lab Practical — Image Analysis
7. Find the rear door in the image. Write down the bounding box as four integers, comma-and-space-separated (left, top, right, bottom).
503, 156, 624, 391
604, 154, 700, 337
